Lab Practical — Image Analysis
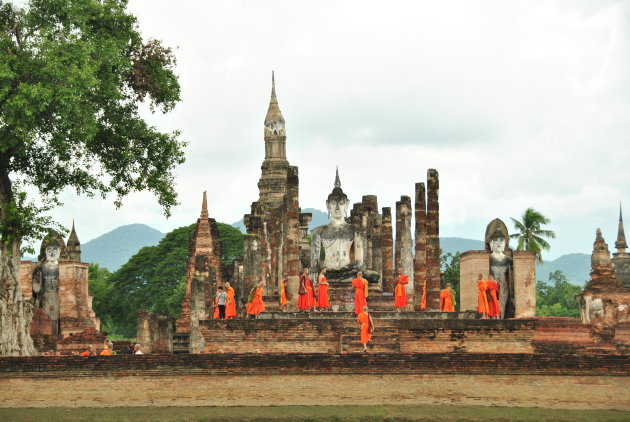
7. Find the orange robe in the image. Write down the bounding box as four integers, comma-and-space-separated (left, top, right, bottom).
440, 288, 455, 312
317, 276, 329, 308
246, 287, 265, 315
213, 297, 220, 319
79, 351, 91, 356
421, 279, 427, 310
308, 279, 316, 307
226, 287, 237, 318
477, 280, 489, 314
298, 275, 311, 310
357, 311, 372, 344
394, 274, 408, 308
352, 277, 367, 315
279, 279, 288, 306
486, 280, 500, 318
99, 348, 111, 356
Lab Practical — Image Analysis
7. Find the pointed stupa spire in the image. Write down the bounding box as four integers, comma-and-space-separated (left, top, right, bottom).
67, 219, 81, 262
200, 191, 209, 220
334, 165, 341, 188
616, 203, 627, 251
264, 70, 285, 126
68, 219, 79, 243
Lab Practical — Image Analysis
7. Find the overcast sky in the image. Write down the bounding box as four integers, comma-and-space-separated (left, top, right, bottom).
43, 0, 629, 260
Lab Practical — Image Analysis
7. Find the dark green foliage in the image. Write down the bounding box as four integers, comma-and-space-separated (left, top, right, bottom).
0, 0, 184, 250
217, 222, 244, 264
536, 270, 582, 317
441, 250, 460, 310
510, 208, 556, 264
91, 223, 243, 337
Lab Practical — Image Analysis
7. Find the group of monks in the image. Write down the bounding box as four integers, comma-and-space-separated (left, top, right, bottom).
294, 268, 330, 312
392, 268, 457, 313
476, 273, 500, 318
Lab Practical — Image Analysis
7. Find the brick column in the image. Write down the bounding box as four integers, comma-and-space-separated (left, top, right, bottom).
459, 251, 489, 312
381, 207, 394, 292
414, 183, 427, 311
425, 169, 441, 310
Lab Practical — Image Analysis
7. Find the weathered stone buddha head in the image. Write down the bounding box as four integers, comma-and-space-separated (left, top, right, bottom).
489, 228, 506, 254
326, 168, 349, 223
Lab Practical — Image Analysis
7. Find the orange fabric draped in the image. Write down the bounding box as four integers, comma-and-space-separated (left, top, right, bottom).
213, 297, 220, 319
279, 280, 288, 306
317, 276, 329, 308
308, 279, 316, 307
394, 274, 409, 308
246, 287, 265, 315
79, 351, 90, 356
298, 275, 310, 310
352, 277, 367, 315
421, 279, 427, 310
357, 311, 372, 344
439, 288, 455, 312
486, 280, 500, 317
99, 348, 111, 356
226, 287, 237, 318
477, 279, 489, 314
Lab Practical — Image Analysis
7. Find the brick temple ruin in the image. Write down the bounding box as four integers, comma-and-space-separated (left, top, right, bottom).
18, 222, 100, 352
3, 74, 630, 410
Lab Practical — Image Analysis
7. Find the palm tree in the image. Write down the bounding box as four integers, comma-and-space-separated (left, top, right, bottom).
510, 208, 556, 264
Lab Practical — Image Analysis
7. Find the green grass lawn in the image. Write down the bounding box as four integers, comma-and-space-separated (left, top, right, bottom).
0, 405, 628, 422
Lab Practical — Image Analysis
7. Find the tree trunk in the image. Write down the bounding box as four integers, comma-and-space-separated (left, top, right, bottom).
0, 168, 38, 356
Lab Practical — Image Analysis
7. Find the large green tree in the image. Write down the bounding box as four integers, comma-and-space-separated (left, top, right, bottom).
536, 270, 581, 317
510, 208, 556, 264
0, 0, 184, 355
93, 223, 243, 337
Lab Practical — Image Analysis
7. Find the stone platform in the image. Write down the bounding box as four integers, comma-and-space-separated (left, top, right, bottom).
193, 316, 630, 355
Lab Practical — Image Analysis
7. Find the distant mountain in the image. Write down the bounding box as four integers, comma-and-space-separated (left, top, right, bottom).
82, 224, 164, 271
231, 207, 329, 233
440, 237, 484, 256
536, 253, 591, 285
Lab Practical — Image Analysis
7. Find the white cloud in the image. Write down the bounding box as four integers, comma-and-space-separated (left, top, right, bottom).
38, 0, 630, 261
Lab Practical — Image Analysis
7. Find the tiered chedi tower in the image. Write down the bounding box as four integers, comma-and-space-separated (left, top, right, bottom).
612, 204, 630, 291
241, 73, 310, 308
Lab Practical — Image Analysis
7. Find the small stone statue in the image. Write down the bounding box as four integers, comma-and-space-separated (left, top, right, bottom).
310, 169, 364, 276
32, 238, 62, 333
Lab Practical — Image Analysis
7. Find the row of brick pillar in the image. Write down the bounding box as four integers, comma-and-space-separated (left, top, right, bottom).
382, 169, 440, 310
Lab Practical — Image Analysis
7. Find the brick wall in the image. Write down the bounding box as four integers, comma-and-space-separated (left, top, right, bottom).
1, 354, 628, 409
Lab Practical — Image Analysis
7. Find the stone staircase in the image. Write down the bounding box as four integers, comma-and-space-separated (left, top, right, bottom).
340, 325, 401, 353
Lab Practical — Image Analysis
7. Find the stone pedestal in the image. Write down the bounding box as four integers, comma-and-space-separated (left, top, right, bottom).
459, 251, 490, 313
513, 251, 536, 317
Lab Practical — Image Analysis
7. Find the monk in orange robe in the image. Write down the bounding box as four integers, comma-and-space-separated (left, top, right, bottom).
308, 274, 316, 310
279, 276, 288, 312
317, 267, 329, 310
225, 282, 237, 319
80, 345, 95, 356
298, 269, 311, 311
421, 279, 427, 310
477, 274, 489, 318
440, 283, 455, 312
352, 272, 368, 315
357, 306, 374, 352
486, 275, 500, 319
99, 343, 112, 356
394, 268, 409, 311
212, 296, 220, 319
246, 282, 265, 318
